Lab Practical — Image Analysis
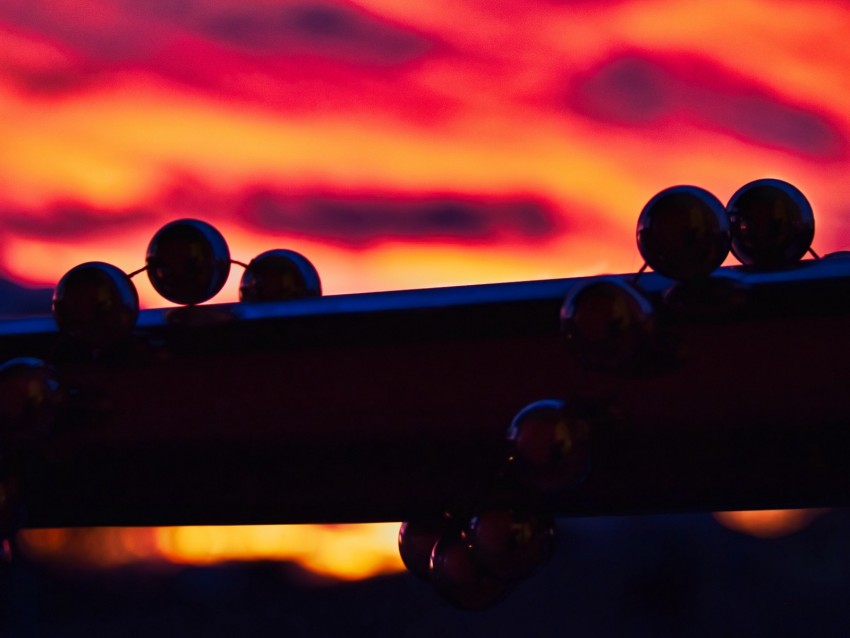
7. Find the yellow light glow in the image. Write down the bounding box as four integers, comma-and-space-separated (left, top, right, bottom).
19, 524, 405, 581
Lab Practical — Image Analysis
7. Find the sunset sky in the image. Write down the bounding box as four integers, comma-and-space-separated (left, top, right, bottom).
2, 0, 850, 308
2, 0, 848, 576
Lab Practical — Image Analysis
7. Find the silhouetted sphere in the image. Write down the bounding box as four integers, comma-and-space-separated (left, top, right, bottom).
146, 219, 231, 305
0, 358, 62, 443
52, 262, 139, 347
726, 178, 815, 269
561, 278, 655, 371
637, 186, 730, 280
507, 399, 591, 493
239, 249, 322, 303
399, 517, 450, 581
430, 533, 508, 610
467, 508, 555, 580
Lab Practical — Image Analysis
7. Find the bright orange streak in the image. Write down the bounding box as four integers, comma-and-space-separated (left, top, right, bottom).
19, 524, 405, 581
0, 76, 642, 203
713, 509, 827, 539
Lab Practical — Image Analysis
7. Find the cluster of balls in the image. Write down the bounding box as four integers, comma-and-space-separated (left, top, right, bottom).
398, 399, 592, 610
636, 177, 815, 279
0, 220, 322, 556
560, 178, 818, 372
52, 219, 322, 349
403, 177, 821, 608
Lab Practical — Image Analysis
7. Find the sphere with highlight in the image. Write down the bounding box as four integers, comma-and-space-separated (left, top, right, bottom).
239, 249, 322, 303
507, 399, 591, 493
726, 178, 814, 269
399, 517, 450, 581
146, 219, 231, 305
467, 508, 555, 580
52, 262, 139, 347
637, 185, 730, 281
429, 532, 508, 610
561, 278, 655, 371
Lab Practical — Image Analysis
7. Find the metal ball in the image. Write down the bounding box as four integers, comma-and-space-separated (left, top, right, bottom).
0, 358, 62, 445
239, 249, 322, 303
429, 532, 509, 610
507, 399, 590, 493
726, 178, 815, 269
466, 508, 555, 581
560, 278, 655, 371
146, 219, 231, 305
52, 262, 139, 347
637, 186, 731, 281
398, 517, 450, 581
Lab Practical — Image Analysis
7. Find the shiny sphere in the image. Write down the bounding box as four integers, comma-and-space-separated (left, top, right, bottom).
239, 249, 322, 303
560, 278, 655, 371
467, 508, 555, 580
507, 399, 591, 493
399, 517, 449, 581
637, 186, 731, 280
0, 358, 62, 443
726, 178, 815, 269
146, 219, 231, 305
53, 262, 139, 347
430, 532, 508, 610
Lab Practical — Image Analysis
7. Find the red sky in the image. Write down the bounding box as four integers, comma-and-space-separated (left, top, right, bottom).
2, 0, 850, 306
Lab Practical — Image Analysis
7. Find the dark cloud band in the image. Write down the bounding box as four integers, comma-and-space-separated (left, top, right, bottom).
237, 189, 561, 246
565, 51, 847, 159
1, 203, 154, 240
0, 186, 563, 247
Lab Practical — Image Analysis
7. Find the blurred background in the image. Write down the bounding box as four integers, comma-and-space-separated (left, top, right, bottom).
2, 0, 850, 634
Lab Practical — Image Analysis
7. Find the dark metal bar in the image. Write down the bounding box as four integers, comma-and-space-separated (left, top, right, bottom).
3, 258, 850, 527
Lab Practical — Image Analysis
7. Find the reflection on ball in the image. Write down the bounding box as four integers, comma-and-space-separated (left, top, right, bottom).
398, 517, 450, 581
146, 219, 231, 305
52, 262, 139, 347
467, 508, 555, 580
727, 178, 814, 269
429, 532, 508, 610
507, 399, 591, 493
239, 249, 322, 303
561, 278, 655, 371
637, 185, 731, 281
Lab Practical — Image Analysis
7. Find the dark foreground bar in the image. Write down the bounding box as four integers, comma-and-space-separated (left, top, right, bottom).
3, 258, 850, 527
